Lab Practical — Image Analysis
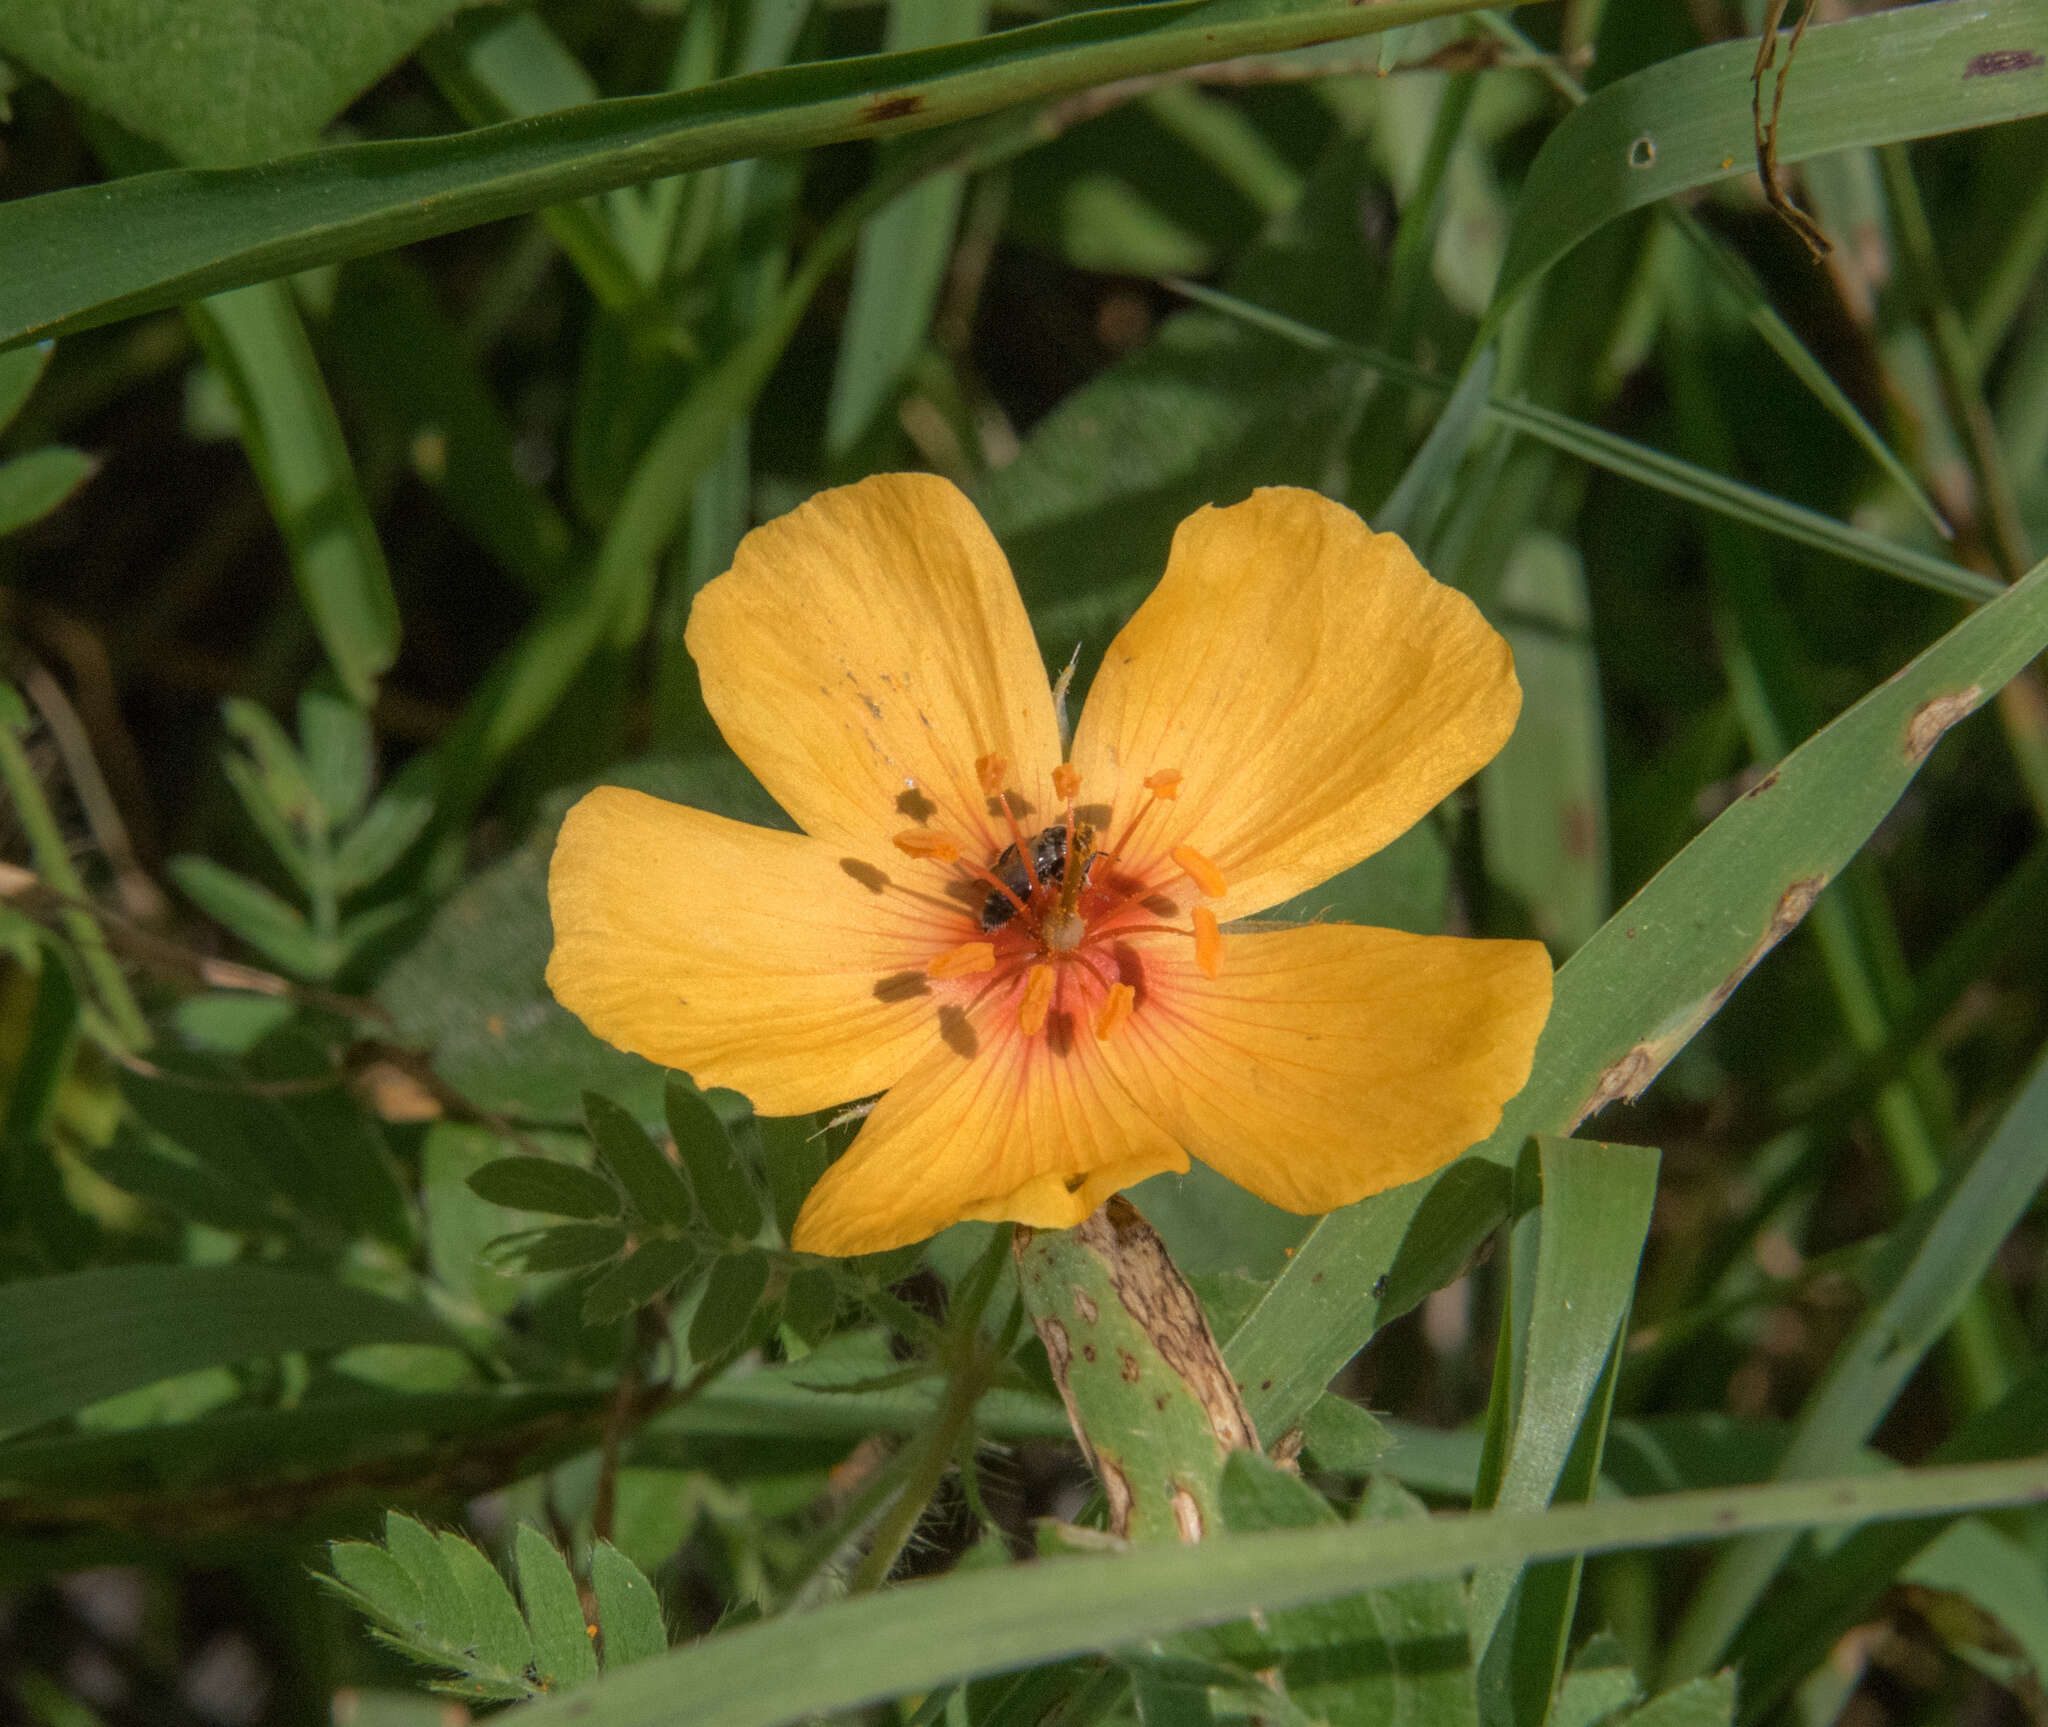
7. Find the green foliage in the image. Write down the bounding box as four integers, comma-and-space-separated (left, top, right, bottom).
323, 1513, 662, 1699
167, 685, 429, 976
0, 344, 93, 538
4, 2, 2048, 1723
0, 0, 474, 166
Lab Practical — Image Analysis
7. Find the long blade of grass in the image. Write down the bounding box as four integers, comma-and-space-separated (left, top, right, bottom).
1474, 10, 1950, 542
495, 1458, 2048, 1727
1226, 546, 2048, 1438
1661, 1039, 2048, 1681
824, 0, 989, 459
187, 282, 402, 704
1170, 280, 1999, 602
0, 1265, 459, 1434
1491, 0, 2048, 318
1471, 1139, 1658, 1727
0, 0, 1499, 350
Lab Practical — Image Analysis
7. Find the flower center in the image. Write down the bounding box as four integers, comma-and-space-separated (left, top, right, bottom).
891, 757, 1229, 1046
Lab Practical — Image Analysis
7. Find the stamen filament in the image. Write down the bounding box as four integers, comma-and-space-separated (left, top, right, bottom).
996, 793, 1041, 890
1109, 767, 1180, 861
1018, 964, 1056, 1037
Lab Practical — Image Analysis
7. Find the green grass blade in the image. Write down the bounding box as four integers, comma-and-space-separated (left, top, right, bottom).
1479, 531, 1609, 952
0, 947, 78, 1151
495, 1459, 2048, 1727
418, 11, 645, 313
1473, 11, 1949, 541
1471, 1139, 1657, 1727
0, 445, 96, 536
0, 0, 1499, 349
1227, 547, 2048, 1437
1667, 207, 1951, 542
187, 282, 401, 703
1168, 280, 1999, 602
0, 341, 52, 431
1490, 1, 2048, 319
0, 1265, 456, 1435
1730, 1358, 2048, 1716
824, 0, 988, 458
1662, 1039, 2048, 1681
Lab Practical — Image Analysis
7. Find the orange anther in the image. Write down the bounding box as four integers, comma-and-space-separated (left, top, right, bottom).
1172, 844, 1227, 898
1192, 908, 1222, 978
1144, 769, 1182, 800
1052, 762, 1082, 800
927, 941, 996, 980
893, 830, 960, 862
1095, 981, 1135, 1041
975, 753, 1008, 795
1018, 964, 1056, 1037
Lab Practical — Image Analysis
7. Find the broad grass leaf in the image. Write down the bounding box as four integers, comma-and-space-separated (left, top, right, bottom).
0, 0, 476, 166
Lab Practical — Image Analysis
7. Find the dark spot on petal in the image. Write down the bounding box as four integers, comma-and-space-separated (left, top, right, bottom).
840, 858, 888, 893
873, 970, 930, 1003
896, 787, 937, 823
938, 1005, 978, 1060
1064, 1173, 1088, 1193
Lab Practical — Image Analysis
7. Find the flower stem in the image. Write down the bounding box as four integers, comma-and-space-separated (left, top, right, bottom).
849, 1226, 1012, 1592
0, 693, 150, 1049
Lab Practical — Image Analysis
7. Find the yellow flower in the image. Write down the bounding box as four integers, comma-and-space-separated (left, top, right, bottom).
546, 475, 1552, 1257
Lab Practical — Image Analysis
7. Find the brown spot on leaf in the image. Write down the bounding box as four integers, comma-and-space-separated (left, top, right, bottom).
1169, 1485, 1204, 1542
1905, 685, 1983, 763
1119, 1349, 1140, 1383
1073, 1288, 1098, 1325
1742, 768, 1780, 799
1081, 1343, 1097, 1364
1571, 874, 1829, 1128
1966, 48, 2044, 76
1270, 1427, 1305, 1473
1100, 1458, 1134, 1537
864, 92, 925, 123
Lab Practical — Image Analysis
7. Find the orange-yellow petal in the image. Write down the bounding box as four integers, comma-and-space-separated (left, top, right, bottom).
790, 1003, 1188, 1256
1070, 487, 1520, 918
546, 787, 961, 1116
685, 474, 1062, 859
1105, 924, 1552, 1214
